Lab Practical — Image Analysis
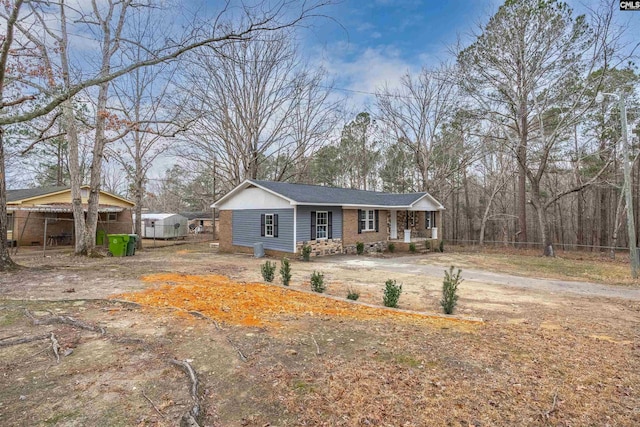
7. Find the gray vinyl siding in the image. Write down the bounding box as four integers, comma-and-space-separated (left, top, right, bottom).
232, 208, 294, 252
296, 206, 342, 242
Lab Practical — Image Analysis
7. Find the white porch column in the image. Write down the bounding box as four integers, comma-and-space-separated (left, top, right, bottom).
390, 210, 398, 240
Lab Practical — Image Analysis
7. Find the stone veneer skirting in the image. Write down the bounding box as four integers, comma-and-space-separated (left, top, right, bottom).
296, 238, 390, 257
297, 238, 344, 257
343, 241, 387, 255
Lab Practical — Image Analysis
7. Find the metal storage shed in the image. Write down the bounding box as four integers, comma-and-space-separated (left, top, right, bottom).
140, 213, 188, 239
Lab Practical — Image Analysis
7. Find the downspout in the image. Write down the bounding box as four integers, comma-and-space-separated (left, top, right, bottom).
292, 205, 297, 254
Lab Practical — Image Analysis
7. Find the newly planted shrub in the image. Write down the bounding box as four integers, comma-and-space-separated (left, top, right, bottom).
302, 244, 312, 261
441, 266, 463, 314
439, 240, 444, 253
425, 240, 431, 252
280, 257, 292, 286
346, 287, 360, 301
261, 261, 276, 282
356, 242, 364, 255
310, 271, 326, 293
409, 242, 416, 253
387, 243, 395, 253
383, 279, 402, 308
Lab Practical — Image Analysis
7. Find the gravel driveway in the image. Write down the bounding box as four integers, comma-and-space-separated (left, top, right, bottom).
323, 255, 640, 301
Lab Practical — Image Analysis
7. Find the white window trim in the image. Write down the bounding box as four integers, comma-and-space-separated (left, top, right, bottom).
426, 211, 436, 229
265, 213, 274, 237
360, 209, 376, 232
316, 211, 328, 240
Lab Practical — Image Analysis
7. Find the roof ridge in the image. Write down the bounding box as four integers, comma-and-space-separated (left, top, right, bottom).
251, 179, 423, 196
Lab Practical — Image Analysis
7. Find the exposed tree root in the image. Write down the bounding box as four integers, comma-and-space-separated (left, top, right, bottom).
142, 389, 166, 419
50, 333, 60, 363
0, 334, 48, 348
226, 337, 248, 362
169, 359, 202, 427
24, 308, 106, 335
311, 334, 322, 356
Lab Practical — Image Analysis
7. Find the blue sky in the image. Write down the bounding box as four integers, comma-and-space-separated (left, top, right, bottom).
289, 0, 639, 110
297, 0, 499, 108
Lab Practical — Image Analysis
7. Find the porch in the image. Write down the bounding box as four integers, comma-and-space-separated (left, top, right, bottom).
388, 209, 440, 243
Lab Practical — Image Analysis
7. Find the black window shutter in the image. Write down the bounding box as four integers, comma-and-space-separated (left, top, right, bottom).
273, 214, 279, 237
357, 209, 362, 234
260, 214, 265, 236
328, 211, 333, 239
425, 211, 429, 228
375, 210, 379, 232
311, 211, 316, 240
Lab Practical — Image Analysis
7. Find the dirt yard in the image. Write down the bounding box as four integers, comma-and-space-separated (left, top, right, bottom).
1, 244, 639, 426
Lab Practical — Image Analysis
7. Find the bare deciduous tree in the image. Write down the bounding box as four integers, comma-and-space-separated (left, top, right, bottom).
0, 0, 331, 268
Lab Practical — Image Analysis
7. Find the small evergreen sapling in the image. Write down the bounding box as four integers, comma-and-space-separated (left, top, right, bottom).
441, 266, 462, 314
346, 286, 360, 300
302, 244, 312, 261
280, 257, 292, 286
387, 243, 395, 253
261, 261, 276, 282
356, 242, 364, 255
310, 271, 326, 293
409, 242, 416, 253
383, 279, 402, 308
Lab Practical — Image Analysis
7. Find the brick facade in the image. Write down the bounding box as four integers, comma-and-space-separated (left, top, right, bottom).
218, 210, 233, 252
341, 209, 389, 254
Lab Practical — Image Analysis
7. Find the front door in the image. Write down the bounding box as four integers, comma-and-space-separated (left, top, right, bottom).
390, 210, 398, 240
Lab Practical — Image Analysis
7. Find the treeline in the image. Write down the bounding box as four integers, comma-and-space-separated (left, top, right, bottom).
6, 0, 640, 261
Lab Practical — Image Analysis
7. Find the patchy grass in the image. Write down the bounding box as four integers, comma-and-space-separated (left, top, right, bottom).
427, 246, 639, 286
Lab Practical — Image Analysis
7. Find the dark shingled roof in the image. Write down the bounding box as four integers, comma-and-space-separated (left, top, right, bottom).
7, 186, 69, 202
251, 180, 427, 206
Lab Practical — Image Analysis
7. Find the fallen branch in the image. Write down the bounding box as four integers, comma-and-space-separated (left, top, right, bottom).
311, 334, 321, 356
24, 309, 106, 335
0, 334, 49, 348
169, 359, 202, 427
142, 390, 166, 419
50, 333, 60, 363
0, 334, 18, 341
540, 391, 559, 423
226, 337, 248, 362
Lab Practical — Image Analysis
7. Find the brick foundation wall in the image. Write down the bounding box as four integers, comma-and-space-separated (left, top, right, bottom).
218, 210, 233, 252
296, 238, 343, 257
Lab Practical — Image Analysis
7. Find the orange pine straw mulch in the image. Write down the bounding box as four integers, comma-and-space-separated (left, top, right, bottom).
112, 273, 480, 329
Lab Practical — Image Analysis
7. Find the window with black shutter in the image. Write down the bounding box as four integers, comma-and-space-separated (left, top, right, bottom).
310, 211, 317, 240
273, 214, 279, 237
328, 211, 333, 239
359, 209, 377, 232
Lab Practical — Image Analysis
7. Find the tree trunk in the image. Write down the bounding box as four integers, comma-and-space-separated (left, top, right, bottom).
517, 144, 528, 245
0, 128, 17, 271
463, 167, 473, 241
610, 189, 625, 259
599, 187, 608, 250
534, 199, 554, 257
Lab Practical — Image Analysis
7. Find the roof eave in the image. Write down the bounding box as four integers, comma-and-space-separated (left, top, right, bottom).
212, 180, 296, 208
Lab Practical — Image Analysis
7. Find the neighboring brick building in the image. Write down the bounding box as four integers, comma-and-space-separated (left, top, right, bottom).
7, 186, 134, 247
212, 180, 444, 257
